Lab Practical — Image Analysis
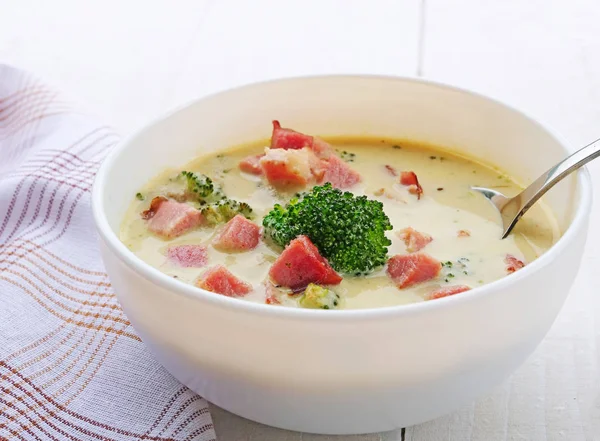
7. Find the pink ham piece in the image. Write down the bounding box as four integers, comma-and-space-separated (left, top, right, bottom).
269, 235, 342, 291
397, 227, 433, 253
197, 265, 252, 296
427, 285, 471, 300
166, 245, 208, 268
319, 155, 361, 189
505, 254, 525, 273
260, 147, 323, 189
239, 154, 264, 175
212, 214, 260, 252
271, 120, 313, 150
271, 120, 333, 158
399, 171, 423, 199
386, 253, 441, 289
268, 121, 362, 188
142, 197, 204, 238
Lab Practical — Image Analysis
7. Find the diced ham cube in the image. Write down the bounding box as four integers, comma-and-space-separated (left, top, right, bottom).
167, 245, 208, 268
239, 154, 264, 175
397, 227, 433, 252
399, 171, 423, 199
457, 230, 471, 237
505, 254, 525, 273
319, 155, 361, 189
142, 197, 204, 238
269, 235, 342, 291
212, 214, 260, 252
271, 120, 314, 150
197, 265, 252, 297
271, 121, 333, 158
427, 285, 471, 300
260, 147, 322, 189
385, 165, 398, 176
386, 253, 441, 289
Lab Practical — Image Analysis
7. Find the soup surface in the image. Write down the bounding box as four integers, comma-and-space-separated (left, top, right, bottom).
120, 122, 559, 309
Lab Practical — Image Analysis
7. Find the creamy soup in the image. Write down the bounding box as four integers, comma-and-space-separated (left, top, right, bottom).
120, 122, 559, 310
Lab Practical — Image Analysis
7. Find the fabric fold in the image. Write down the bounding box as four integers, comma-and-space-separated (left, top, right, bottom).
0, 64, 216, 441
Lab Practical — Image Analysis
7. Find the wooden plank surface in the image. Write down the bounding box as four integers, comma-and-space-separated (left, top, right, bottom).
1, 0, 599, 439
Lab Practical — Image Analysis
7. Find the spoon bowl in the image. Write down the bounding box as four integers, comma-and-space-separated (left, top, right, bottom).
473, 137, 600, 238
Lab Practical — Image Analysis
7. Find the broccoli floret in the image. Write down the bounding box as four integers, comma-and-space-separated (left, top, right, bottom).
263, 183, 393, 274
298, 284, 340, 309
223, 199, 253, 219
200, 205, 221, 225
180, 170, 252, 224
180, 171, 226, 202
181, 171, 214, 197
201, 198, 253, 225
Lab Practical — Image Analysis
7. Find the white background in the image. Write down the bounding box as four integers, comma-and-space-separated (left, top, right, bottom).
1, 0, 599, 439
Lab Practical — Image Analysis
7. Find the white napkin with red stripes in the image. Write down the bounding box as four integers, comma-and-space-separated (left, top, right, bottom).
0, 64, 216, 441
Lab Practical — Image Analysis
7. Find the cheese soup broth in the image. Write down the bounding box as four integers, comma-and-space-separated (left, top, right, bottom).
120, 139, 558, 310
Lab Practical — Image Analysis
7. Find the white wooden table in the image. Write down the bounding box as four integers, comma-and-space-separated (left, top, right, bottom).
2, 1, 599, 439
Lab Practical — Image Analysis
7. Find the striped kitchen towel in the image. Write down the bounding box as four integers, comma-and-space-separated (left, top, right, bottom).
0, 64, 216, 441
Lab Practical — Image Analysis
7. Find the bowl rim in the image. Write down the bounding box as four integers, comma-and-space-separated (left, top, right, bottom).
91, 74, 593, 321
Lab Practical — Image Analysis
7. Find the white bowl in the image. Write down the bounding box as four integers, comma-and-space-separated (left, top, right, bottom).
92, 76, 592, 435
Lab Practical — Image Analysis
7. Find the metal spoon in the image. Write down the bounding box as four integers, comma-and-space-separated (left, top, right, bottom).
472, 137, 600, 239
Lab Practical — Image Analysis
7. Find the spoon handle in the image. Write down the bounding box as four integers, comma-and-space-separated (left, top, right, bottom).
502, 137, 600, 238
